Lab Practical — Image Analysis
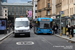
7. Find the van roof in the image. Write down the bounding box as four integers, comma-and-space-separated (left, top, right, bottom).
15, 17, 29, 21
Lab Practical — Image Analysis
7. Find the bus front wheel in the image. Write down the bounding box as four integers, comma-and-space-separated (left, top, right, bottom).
34, 27, 36, 34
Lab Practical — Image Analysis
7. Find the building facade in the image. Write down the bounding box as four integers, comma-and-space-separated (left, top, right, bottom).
52, 0, 56, 15
51, 0, 56, 19
2, 7, 8, 19
0, 0, 2, 16
33, 0, 37, 19
62, 0, 75, 17
37, 0, 52, 18
0, 0, 8, 19
56, 0, 62, 15
1, 3, 33, 22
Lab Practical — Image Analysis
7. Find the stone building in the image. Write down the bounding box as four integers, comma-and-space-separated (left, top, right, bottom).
56, 0, 62, 15
33, 0, 37, 19
62, 0, 75, 17
37, 0, 52, 18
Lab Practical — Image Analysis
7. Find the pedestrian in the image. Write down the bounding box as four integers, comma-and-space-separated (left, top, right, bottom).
71, 26, 74, 37
73, 25, 75, 34
54, 24, 58, 34
30, 23, 32, 29
66, 24, 68, 28
66, 24, 69, 36
68, 23, 71, 35
52, 25, 55, 34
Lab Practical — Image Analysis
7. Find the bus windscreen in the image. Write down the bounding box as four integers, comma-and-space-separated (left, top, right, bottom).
39, 22, 50, 29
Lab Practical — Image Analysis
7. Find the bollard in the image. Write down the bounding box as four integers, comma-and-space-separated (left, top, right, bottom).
60, 33, 62, 36
69, 30, 72, 39
69, 35, 71, 39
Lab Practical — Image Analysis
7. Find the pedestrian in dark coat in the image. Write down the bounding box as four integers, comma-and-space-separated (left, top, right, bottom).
52, 25, 55, 34
30, 23, 32, 29
73, 25, 75, 34
68, 23, 71, 35
54, 24, 58, 34
71, 26, 74, 37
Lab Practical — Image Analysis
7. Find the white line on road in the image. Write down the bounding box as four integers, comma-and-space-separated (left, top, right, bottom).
0, 31, 13, 44
38, 36, 54, 46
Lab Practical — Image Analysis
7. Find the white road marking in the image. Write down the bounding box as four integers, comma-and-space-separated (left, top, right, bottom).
38, 36, 54, 46
16, 41, 34, 45
0, 34, 12, 44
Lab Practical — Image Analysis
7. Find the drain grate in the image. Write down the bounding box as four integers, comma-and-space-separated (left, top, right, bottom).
16, 41, 34, 45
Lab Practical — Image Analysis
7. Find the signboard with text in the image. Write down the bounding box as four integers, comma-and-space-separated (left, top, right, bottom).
60, 11, 64, 17
28, 11, 32, 17
0, 20, 6, 30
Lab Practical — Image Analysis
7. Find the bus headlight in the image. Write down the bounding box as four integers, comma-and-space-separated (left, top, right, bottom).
49, 30, 52, 32
38, 29, 40, 31
27, 29, 30, 31
15, 30, 19, 32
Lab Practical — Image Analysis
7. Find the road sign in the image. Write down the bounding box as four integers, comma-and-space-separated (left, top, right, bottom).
60, 11, 64, 36
60, 11, 64, 15
60, 11, 64, 17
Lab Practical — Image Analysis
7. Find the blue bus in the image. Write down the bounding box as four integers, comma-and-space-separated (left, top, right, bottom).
33, 17, 53, 34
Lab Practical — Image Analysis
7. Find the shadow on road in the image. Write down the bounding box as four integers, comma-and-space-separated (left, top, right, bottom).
35, 33, 54, 35
14, 36, 30, 38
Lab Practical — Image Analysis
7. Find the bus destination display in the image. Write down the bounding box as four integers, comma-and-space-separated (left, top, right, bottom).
41, 19, 50, 21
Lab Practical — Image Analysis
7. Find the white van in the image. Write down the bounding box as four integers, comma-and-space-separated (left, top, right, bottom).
14, 17, 30, 37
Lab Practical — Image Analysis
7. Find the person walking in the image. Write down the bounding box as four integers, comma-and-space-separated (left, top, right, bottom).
54, 24, 58, 34
66, 24, 69, 36
30, 23, 32, 29
52, 25, 55, 34
73, 25, 75, 34
71, 26, 74, 37
68, 23, 71, 35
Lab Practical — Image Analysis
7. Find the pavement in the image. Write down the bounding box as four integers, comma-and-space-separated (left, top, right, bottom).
0, 28, 75, 50
0, 28, 13, 41
55, 34, 75, 43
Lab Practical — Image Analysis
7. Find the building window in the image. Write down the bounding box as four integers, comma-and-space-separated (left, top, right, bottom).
5, 10, 7, 12
47, 10, 50, 15
35, 10, 37, 13
48, 3, 50, 8
5, 14, 7, 16
35, 5, 37, 7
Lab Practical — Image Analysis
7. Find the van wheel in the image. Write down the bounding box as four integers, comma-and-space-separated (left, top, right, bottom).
14, 34, 17, 37
34, 28, 36, 34
27, 33, 30, 37
34, 31, 36, 34
28, 34, 30, 37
